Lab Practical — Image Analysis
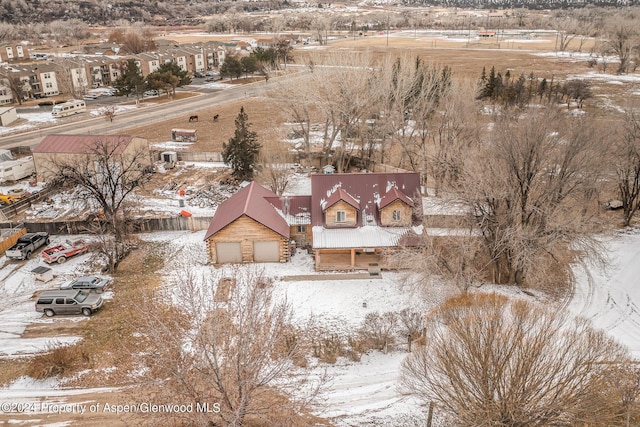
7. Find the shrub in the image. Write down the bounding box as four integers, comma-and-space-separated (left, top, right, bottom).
357, 312, 398, 353
26, 342, 90, 379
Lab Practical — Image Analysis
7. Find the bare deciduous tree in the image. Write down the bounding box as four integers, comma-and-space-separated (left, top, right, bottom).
138, 267, 324, 427
275, 51, 375, 172
605, 18, 639, 74
400, 292, 636, 427
258, 141, 293, 195
457, 109, 606, 288
614, 108, 640, 227
49, 136, 152, 272
100, 105, 117, 122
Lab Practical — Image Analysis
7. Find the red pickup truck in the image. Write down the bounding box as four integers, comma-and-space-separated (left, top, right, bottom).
42, 239, 88, 264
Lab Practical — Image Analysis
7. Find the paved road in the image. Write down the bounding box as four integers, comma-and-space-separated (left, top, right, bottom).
0, 78, 273, 150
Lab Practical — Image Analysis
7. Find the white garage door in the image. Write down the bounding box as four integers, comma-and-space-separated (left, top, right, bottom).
253, 241, 280, 262
216, 242, 242, 263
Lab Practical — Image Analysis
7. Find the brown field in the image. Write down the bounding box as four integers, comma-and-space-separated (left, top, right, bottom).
121, 33, 636, 151
131, 94, 289, 153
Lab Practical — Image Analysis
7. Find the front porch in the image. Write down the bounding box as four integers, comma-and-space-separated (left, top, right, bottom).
314, 248, 387, 271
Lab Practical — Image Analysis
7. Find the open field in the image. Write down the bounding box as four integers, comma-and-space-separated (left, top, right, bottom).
115, 31, 638, 153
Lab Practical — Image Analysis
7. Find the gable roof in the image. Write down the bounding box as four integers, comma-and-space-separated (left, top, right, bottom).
323, 187, 360, 211
32, 134, 136, 155
379, 187, 414, 209
311, 172, 421, 227
204, 181, 289, 240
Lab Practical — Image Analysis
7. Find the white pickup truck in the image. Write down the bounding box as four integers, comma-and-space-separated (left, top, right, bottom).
5, 232, 50, 260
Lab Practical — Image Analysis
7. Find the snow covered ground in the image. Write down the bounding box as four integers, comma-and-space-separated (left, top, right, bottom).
569, 228, 640, 358
0, 235, 111, 358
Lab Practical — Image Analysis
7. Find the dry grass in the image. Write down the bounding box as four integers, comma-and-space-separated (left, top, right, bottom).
129, 96, 289, 152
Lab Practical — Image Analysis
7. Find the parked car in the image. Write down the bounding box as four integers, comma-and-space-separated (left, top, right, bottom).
194, 71, 205, 78
83, 93, 99, 100
204, 74, 221, 82
42, 239, 88, 264
5, 232, 49, 260
60, 276, 110, 293
144, 90, 158, 97
35, 289, 103, 317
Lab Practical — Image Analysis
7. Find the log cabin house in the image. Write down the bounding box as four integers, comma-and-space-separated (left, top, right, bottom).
204, 172, 423, 270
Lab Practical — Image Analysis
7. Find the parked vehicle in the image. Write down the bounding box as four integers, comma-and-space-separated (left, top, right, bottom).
51, 99, 86, 118
194, 71, 205, 78
144, 90, 158, 97
0, 157, 35, 182
204, 74, 221, 82
5, 232, 49, 260
35, 289, 103, 317
42, 239, 88, 264
83, 93, 99, 100
60, 276, 110, 293
0, 193, 20, 205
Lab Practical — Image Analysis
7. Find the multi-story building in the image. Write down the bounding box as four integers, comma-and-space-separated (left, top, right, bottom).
85, 58, 122, 88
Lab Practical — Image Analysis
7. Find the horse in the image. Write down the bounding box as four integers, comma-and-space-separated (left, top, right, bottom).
213, 114, 219, 122
189, 115, 198, 122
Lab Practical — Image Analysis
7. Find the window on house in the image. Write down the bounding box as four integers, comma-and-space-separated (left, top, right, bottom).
393, 210, 401, 221
43, 73, 50, 79
45, 83, 52, 88
336, 211, 346, 222
297, 225, 306, 233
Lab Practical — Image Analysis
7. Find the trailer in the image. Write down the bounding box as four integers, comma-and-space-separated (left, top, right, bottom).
0, 157, 35, 181
171, 129, 197, 142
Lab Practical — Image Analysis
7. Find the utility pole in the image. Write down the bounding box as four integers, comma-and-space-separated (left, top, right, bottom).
386, 14, 390, 47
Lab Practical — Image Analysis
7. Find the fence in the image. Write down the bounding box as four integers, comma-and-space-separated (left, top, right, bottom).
0, 215, 214, 237
150, 150, 223, 163
0, 226, 26, 253
0, 186, 56, 222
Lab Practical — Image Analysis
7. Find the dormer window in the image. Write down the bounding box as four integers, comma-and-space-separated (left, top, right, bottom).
336, 211, 346, 222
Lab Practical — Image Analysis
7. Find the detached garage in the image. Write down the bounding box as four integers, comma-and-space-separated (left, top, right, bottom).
204, 182, 290, 264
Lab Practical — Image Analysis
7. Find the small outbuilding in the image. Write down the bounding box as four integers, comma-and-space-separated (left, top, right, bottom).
31, 266, 54, 283
171, 129, 197, 142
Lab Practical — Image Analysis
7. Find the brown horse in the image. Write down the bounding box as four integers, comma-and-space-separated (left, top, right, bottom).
189, 115, 198, 122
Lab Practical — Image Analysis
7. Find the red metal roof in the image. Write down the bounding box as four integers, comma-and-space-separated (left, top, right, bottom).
264, 195, 312, 225
204, 182, 290, 240
379, 187, 414, 209
311, 172, 421, 227
32, 134, 135, 155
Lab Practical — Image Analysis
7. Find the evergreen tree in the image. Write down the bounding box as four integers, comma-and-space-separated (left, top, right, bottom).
223, 107, 261, 182
146, 62, 190, 96
220, 56, 243, 79
113, 59, 145, 99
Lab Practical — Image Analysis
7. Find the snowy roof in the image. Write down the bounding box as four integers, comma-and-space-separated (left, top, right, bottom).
265, 195, 312, 225
311, 172, 421, 227
312, 226, 420, 249
203, 181, 290, 240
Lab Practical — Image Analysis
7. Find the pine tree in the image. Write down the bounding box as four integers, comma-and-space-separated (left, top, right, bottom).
113, 59, 145, 99
223, 107, 261, 182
